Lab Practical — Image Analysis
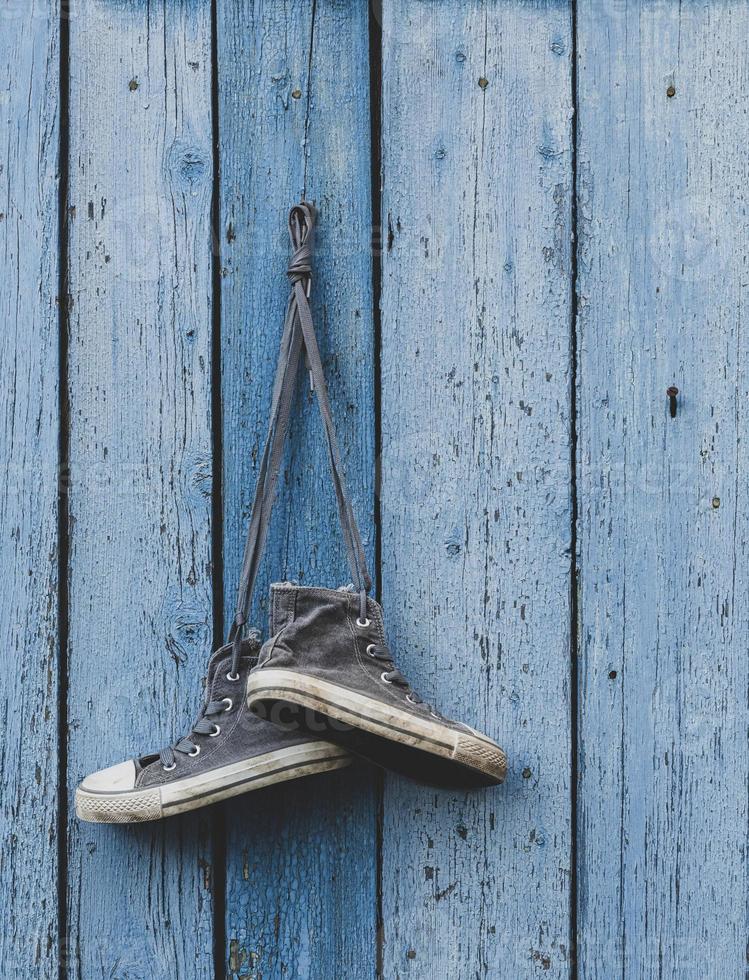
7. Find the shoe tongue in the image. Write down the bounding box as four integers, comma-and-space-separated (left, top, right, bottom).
269, 581, 370, 635
136, 753, 159, 773
269, 583, 294, 636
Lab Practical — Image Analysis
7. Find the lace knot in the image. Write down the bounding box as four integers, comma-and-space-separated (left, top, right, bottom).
286, 202, 315, 287
286, 245, 311, 286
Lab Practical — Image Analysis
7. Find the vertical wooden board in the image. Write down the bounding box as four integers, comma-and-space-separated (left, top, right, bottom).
0, 1, 60, 974
380, 2, 573, 978
218, 1, 377, 976
577, 3, 749, 978
65, 2, 215, 976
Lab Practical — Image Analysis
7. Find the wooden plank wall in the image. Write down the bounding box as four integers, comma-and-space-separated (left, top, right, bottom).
1, 1, 748, 979
379, 2, 574, 976
576, 3, 749, 977
0, 1, 61, 975
65, 1, 215, 976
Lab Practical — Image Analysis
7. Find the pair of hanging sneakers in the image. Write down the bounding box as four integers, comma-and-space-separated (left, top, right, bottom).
76, 204, 506, 824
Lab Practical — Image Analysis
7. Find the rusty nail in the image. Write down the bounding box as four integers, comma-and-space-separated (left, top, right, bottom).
666, 385, 679, 418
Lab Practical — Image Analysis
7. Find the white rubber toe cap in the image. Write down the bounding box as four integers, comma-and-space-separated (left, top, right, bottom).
79, 759, 137, 794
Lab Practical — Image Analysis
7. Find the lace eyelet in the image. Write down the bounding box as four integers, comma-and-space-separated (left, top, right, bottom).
226, 671, 240, 682
209, 724, 221, 737
381, 671, 392, 684
221, 698, 233, 712
406, 694, 419, 705
356, 617, 371, 629
188, 745, 201, 757
366, 644, 377, 657
162, 762, 176, 772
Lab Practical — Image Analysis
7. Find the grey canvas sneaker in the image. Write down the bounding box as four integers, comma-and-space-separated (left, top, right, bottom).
75, 636, 351, 823
242, 204, 507, 788
76, 202, 352, 823
247, 586, 506, 788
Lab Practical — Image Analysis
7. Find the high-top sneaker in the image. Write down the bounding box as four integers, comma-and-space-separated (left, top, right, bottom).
239, 202, 506, 788
77, 202, 353, 823
76, 636, 351, 823
246, 586, 506, 788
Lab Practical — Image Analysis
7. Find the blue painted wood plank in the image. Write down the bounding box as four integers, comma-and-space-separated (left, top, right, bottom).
217, 1, 377, 976
64, 3, 215, 976
576, 3, 749, 977
379, 2, 574, 977
0, 2, 60, 975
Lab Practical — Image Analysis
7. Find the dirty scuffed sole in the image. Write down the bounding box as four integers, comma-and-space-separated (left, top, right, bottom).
246, 668, 507, 787
75, 742, 352, 824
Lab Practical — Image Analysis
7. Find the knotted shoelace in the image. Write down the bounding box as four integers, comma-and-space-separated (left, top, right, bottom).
229, 202, 372, 676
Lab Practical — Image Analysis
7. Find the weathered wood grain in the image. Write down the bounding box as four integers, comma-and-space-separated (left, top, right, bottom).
379, 2, 574, 977
7, 1, 748, 975
0, 1, 60, 975
576, 3, 749, 978
217, 1, 377, 976
65, 2, 215, 976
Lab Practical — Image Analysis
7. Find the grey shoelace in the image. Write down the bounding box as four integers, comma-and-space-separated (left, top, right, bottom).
228, 211, 309, 673
229, 202, 372, 675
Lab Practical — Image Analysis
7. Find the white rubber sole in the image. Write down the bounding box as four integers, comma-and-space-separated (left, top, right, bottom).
75, 741, 352, 824
246, 668, 507, 784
